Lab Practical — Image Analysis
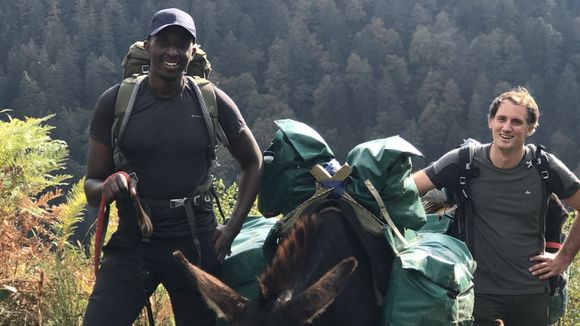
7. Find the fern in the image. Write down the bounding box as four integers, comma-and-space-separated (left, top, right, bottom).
0, 115, 70, 218
53, 179, 86, 248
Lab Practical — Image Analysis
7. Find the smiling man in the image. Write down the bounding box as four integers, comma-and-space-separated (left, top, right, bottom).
412, 87, 580, 326
83, 8, 262, 326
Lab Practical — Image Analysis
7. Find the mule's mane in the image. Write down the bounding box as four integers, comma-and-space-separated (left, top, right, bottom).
258, 212, 318, 300
423, 200, 456, 215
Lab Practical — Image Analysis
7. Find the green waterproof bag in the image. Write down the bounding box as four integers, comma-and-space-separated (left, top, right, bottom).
346, 136, 427, 230
219, 215, 278, 298
419, 213, 454, 234
258, 119, 335, 217
382, 229, 476, 326
216, 215, 277, 326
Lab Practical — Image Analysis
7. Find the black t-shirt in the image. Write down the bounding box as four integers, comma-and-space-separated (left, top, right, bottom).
90, 77, 246, 236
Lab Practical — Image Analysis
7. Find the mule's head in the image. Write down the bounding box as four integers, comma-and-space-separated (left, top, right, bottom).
173, 251, 357, 326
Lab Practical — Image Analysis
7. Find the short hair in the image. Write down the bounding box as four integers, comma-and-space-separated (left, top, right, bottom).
488, 86, 540, 134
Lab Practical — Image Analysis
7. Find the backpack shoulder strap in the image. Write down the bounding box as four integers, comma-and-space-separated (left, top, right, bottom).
531, 144, 551, 182
187, 76, 230, 149
456, 144, 478, 202
111, 75, 147, 172
449, 144, 480, 246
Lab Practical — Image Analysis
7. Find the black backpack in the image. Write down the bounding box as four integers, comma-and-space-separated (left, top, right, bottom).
447, 142, 554, 244
446, 142, 570, 324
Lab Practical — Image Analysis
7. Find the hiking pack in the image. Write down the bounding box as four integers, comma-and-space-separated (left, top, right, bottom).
447, 141, 560, 248
259, 119, 427, 230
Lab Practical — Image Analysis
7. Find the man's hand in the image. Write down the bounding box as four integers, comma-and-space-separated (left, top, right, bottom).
101, 172, 137, 204
529, 251, 570, 280
213, 223, 242, 263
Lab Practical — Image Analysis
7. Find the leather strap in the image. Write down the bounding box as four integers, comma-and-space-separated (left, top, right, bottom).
364, 179, 408, 247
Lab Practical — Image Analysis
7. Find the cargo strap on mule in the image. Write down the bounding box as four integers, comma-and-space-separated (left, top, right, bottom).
279, 164, 388, 237
298, 164, 392, 306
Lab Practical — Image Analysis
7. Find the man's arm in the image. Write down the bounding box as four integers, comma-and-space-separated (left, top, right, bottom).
412, 170, 437, 196
529, 190, 580, 279
213, 127, 263, 263
84, 139, 136, 206
84, 86, 136, 207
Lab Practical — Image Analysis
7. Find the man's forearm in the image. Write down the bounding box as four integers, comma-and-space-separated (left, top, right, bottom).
84, 178, 104, 207
558, 213, 580, 264
228, 163, 263, 228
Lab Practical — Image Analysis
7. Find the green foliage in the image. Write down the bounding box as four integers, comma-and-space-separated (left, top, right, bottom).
212, 177, 260, 224
53, 178, 86, 246
41, 248, 91, 325
0, 112, 70, 216
0, 114, 77, 324
561, 211, 580, 326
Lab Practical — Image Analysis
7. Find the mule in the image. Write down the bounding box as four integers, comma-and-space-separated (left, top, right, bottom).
174, 199, 393, 326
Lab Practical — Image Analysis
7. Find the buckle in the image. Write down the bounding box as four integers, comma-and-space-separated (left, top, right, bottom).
128, 172, 139, 182
169, 198, 188, 208
193, 195, 201, 206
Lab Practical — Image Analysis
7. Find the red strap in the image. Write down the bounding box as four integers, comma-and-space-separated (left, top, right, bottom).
93, 171, 130, 277
545, 241, 562, 250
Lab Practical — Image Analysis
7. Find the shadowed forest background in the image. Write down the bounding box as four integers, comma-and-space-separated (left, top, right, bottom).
2, 0, 580, 185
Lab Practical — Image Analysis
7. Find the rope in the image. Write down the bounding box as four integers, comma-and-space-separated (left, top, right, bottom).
93, 195, 108, 277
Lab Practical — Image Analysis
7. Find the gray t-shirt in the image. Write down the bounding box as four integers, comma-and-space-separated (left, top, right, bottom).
425, 143, 580, 295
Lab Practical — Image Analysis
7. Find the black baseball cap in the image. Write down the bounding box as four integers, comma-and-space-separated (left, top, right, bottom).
147, 8, 196, 41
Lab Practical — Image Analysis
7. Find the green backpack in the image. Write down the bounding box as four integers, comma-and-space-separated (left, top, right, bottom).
258, 119, 336, 217
111, 41, 228, 173
120, 41, 212, 79
345, 136, 427, 230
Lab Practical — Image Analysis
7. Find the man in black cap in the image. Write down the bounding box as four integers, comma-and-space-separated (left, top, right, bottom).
83, 8, 263, 325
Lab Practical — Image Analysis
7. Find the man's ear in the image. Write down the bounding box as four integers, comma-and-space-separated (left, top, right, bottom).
527, 125, 535, 136
144, 40, 150, 53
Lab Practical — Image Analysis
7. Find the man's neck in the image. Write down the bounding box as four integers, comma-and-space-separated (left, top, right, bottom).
489, 143, 525, 169
148, 74, 184, 98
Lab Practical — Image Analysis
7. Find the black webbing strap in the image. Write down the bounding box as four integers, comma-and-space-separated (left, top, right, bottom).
135, 236, 155, 326
452, 145, 480, 249
139, 178, 213, 267
184, 200, 202, 266
184, 178, 214, 267
211, 185, 227, 222
533, 144, 550, 182
457, 145, 472, 202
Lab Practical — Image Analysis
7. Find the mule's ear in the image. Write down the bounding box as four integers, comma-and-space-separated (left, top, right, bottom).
282, 257, 357, 324
173, 250, 249, 322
